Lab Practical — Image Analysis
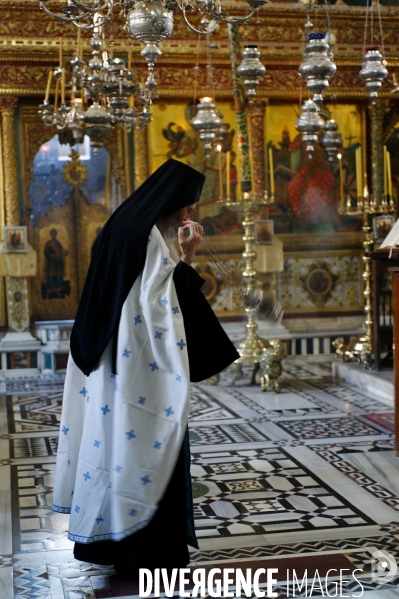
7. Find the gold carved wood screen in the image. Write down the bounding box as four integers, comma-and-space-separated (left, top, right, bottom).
19, 105, 126, 321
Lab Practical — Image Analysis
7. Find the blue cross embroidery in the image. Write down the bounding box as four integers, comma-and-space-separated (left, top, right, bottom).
93, 440, 100, 448
111, 373, 116, 379
126, 430, 136, 440
155, 331, 162, 340
75, 505, 81, 514
67, 460, 71, 466
138, 396, 146, 405
149, 362, 159, 372
79, 387, 88, 398
141, 475, 151, 485
172, 306, 180, 315
176, 374, 182, 382
62, 426, 69, 436
129, 509, 138, 517
83, 471, 91, 482
123, 349, 132, 358
165, 406, 174, 417
101, 404, 111, 415
142, 284, 148, 292
161, 296, 168, 306
108, 482, 113, 489
134, 315, 142, 326
71, 491, 74, 497
154, 441, 162, 450
162, 257, 168, 265
177, 339, 186, 351
115, 465, 123, 473
96, 515, 104, 525
147, 238, 151, 244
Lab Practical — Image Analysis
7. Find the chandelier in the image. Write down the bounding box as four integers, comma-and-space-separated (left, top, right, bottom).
39, 1, 268, 34
39, 19, 154, 151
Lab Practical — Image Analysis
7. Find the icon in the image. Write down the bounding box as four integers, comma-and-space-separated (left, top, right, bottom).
371, 549, 398, 583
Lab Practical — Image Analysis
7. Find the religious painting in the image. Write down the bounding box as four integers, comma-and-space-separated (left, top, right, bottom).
27, 127, 122, 321
41, 226, 70, 300
3, 226, 28, 253
254, 220, 274, 244
149, 101, 242, 236
265, 103, 363, 234
373, 214, 395, 243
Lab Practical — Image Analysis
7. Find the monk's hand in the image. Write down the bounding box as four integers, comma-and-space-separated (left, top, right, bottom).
178, 220, 203, 266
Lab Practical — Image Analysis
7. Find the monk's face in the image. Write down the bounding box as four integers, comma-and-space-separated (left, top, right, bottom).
180, 203, 197, 223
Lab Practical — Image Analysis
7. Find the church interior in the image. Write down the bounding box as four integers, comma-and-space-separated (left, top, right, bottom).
1, 0, 399, 597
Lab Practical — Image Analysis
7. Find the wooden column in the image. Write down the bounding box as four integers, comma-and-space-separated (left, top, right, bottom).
249, 100, 266, 202
369, 101, 385, 205
133, 127, 149, 189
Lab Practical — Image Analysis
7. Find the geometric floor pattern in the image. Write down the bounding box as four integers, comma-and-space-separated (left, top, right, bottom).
1, 356, 399, 597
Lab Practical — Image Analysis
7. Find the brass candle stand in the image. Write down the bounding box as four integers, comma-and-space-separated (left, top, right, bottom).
221, 190, 274, 364
338, 191, 395, 367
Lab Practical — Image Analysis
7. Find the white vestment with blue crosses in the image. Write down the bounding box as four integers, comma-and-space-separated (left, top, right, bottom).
52, 226, 190, 543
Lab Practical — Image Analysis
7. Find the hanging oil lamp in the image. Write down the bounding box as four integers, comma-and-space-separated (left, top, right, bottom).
299, 33, 336, 105
360, 47, 388, 101
237, 45, 266, 98
320, 119, 342, 162
295, 100, 325, 156
190, 96, 222, 155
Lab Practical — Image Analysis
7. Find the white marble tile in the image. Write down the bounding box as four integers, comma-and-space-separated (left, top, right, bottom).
49, 574, 70, 599
0, 440, 9, 461
333, 361, 394, 402
359, 591, 399, 598
0, 466, 10, 492
234, 388, 316, 411
261, 524, 383, 545
197, 534, 270, 551
341, 450, 399, 497
0, 566, 13, 599
0, 490, 12, 555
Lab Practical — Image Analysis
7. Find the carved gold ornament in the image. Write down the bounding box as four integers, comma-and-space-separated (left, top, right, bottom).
63, 150, 88, 187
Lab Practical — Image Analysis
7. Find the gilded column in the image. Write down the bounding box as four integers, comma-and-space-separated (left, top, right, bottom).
368, 101, 385, 206
249, 100, 266, 202
0, 96, 20, 226
0, 96, 30, 333
133, 127, 149, 189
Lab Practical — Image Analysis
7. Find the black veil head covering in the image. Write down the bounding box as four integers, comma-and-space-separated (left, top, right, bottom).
70, 158, 206, 376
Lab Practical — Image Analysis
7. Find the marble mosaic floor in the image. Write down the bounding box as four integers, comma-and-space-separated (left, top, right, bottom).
1, 357, 399, 598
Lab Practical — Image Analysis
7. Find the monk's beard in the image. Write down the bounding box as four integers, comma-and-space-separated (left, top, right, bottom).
155, 211, 181, 264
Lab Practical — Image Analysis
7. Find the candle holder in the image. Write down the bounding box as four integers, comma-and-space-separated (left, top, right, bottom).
221, 191, 275, 365
338, 186, 395, 368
